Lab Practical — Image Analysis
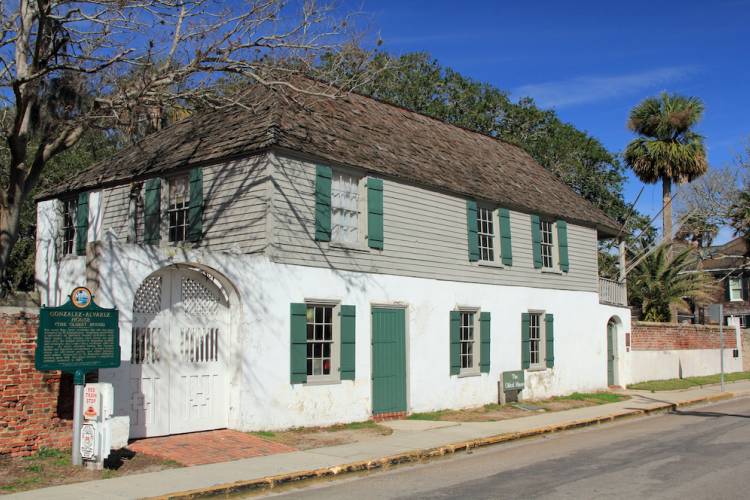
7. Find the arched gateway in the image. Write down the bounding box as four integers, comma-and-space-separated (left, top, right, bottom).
129, 265, 231, 438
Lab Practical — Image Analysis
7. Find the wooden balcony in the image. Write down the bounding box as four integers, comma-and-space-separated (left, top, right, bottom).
599, 277, 627, 307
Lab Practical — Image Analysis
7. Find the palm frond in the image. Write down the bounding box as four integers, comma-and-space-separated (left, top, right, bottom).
628, 242, 717, 322
624, 92, 707, 185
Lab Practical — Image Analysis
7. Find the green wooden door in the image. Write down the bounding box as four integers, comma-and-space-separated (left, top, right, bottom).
607, 322, 615, 386
371, 308, 407, 415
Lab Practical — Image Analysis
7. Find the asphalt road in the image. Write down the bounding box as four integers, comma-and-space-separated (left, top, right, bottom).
260, 397, 750, 500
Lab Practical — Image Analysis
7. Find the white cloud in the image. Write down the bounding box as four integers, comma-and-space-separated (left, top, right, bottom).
514, 66, 698, 108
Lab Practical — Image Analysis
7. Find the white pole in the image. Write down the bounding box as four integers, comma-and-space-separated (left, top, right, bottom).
72, 370, 84, 466
720, 305, 725, 392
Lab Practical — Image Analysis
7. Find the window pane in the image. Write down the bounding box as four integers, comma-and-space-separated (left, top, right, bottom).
331, 172, 360, 243
459, 311, 475, 370
477, 207, 495, 261
168, 175, 190, 242
305, 304, 335, 378
62, 199, 76, 255
540, 221, 554, 268
529, 313, 542, 365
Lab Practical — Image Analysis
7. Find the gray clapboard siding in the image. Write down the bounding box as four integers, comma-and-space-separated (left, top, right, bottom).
98, 155, 270, 253
100, 184, 130, 240
270, 152, 599, 292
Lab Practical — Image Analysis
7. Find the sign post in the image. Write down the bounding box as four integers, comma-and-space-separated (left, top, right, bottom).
35, 287, 120, 466
708, 303, 725, 392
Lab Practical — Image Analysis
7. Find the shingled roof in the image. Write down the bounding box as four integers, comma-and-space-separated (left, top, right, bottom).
40, 81, 622, 236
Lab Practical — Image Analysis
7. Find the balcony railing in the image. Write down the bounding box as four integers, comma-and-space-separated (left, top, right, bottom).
599, 277, 627, 307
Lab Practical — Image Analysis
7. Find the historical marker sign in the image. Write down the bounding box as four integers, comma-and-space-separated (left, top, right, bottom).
502, 370, 525, 391
35, 287, 121, 372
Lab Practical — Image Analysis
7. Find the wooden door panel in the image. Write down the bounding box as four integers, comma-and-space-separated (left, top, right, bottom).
372, 308, 407, 414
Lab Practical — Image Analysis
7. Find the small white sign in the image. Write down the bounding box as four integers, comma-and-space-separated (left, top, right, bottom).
84, 385, 99, 420
80, 423, 96, 460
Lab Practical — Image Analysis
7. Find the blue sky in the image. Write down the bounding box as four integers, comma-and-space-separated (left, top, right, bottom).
360, 0, 750, 241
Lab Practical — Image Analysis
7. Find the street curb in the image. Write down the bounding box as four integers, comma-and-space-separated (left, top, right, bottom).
146, 392, 736, 499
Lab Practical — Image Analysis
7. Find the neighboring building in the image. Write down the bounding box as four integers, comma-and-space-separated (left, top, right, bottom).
35, 82, 630, 438
698, 237, 750, 326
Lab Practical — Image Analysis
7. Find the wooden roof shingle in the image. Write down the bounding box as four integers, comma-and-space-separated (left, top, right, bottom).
40, 81, 622, 236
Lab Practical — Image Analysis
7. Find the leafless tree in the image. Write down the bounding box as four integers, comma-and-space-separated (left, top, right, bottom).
674, 166, 742, 248
0, 0, 376, 283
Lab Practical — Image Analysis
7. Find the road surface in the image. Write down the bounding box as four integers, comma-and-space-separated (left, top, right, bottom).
260, 397, 750, 499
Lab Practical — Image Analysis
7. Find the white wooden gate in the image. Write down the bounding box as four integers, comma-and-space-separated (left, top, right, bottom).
129, 267, 229, 438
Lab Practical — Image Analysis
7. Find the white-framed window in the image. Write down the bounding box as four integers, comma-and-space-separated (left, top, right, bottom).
305, 302, 340, 381
539, 220, 555, 269
477, 205, 501, 262
729, 277, 743, 302
168, 175, 190, 243
61, 198, 76, 256
331, 170, 366, 245
459, 309, 480, 374
529, 312, 546, 369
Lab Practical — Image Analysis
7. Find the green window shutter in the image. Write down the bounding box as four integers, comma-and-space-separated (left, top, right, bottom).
531, 215, 542, 269
557, 220, 569, 272
479, 311, 491, 373
466, 200, 479, 262
290, 303, 308, 384
315, 165, 332, 242
144, 178, 162, 245
188, 168, 203, 242
367, 178, 384, 249
499, 208, 513, 266
521, 313, 531, 369
450, 311, 460, 375
75, 192, 89, 256
340, 305, 356, 380
545, 313, 555, 368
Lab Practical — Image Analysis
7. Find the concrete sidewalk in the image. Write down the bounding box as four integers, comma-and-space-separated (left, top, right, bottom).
10, 380, 750, 500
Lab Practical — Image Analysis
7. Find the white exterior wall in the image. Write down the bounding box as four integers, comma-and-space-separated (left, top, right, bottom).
625, 348, 742, 385
74, 241, 627, 432
36, 199, 87, 306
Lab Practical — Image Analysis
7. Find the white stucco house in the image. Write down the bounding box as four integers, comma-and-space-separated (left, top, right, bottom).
35, 80, 631, 438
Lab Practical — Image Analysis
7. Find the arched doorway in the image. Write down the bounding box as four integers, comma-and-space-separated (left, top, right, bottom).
129, 265, 232, 438
606, 316, 621, 387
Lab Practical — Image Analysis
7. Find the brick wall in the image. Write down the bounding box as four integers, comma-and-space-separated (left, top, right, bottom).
743, 330, 750, 371
631, 321, 738, 351
0, 307, 72, 457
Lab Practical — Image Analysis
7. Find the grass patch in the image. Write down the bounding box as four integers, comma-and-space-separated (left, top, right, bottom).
328, 420, 381, 431
0, 446, 180, 494
555, 392, 628, 404
251, 430, 276, 438
407, 410, 449, 421
628, 371, 750, 392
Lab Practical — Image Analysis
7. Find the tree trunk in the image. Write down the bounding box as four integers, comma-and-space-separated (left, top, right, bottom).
663, 176, 679, 322
662, 176, 673, 244
0, 199, 23, 291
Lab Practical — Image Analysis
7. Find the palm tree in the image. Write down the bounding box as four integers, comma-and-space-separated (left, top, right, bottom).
628, 243, 715, 322
624, 93, 708, 242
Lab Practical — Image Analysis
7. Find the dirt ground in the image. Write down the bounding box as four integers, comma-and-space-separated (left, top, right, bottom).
0, 447, 180, 495
253, 421, 393, 450
412, 393, 628, 422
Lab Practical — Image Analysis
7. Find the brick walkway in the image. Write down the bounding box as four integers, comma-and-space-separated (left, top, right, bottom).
128, 429, 296, 466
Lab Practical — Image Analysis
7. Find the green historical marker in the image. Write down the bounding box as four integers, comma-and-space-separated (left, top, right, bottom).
35, 287, 120, 373
35, 287, 120, 466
